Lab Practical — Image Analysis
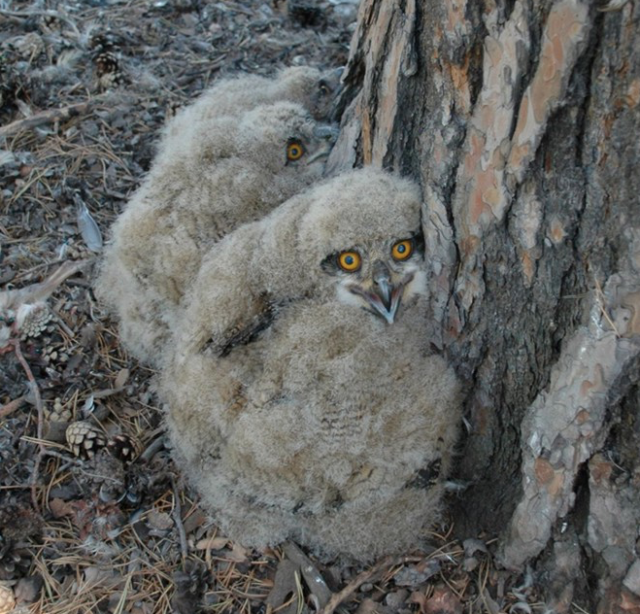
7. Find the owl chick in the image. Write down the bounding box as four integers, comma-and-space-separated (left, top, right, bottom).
163, 168, 462, 562
165, 65, 342, 134
97, 100, 337, 365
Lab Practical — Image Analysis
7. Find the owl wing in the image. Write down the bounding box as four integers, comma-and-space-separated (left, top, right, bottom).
174, 224, 263, 360
217, 298, 276, 357
175, 197, 310, 360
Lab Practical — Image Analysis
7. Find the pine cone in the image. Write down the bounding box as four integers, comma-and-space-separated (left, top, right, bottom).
287, 1, 326, 28
66, 421, 107, 459
16, 303, 51, 339
0, 538, 31, 581
95, 51, 118, 78
0, 585, 15, 614
94, 51, 123, 89
108, 434, 143, 465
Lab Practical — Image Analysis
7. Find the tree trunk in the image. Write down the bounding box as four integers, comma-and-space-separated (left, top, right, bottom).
328, 0, 640, 610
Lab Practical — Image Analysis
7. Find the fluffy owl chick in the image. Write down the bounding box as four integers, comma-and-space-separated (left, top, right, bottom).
164, 66, 342, 140
164, 168, 463, 562
96, 101, 336, 365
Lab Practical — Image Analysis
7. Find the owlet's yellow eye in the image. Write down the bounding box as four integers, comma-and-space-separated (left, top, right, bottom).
338, 251, 361, 272
287, 141, 305, 162
392, 239, 413, 261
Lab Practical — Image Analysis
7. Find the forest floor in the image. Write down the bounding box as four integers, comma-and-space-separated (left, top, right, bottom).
0, 1, 562, 613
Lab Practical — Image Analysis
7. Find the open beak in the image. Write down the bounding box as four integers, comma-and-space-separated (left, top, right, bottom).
349, 261, 414, 324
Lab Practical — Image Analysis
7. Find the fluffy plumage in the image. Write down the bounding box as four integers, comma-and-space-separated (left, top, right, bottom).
165, 65, 342, 132
164, 168, 462, 561
97, 86, 337, 364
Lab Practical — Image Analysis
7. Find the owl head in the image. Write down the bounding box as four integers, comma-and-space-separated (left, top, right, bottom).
235, 101, 338, 175
296, 168, 427, 323
160, 100, 339, 213
276, 65, 344, 121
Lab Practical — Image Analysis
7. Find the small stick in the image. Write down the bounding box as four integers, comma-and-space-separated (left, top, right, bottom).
318, 554, 424, 614
11, 340, 45, 512
51, 310, 76, 340
0, 101, 93, 139
0, 395, 27, 419
0, 259, 91, 311
42, 449, 84, 468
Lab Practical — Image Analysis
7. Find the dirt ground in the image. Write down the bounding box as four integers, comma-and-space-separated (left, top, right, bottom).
0, 1, 556, 613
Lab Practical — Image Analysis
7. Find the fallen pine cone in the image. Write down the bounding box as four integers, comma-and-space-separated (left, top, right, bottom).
66, 421, 107, 460
0, 539, 31, 582
108, 434, 143, 465
0, 584, 15, 614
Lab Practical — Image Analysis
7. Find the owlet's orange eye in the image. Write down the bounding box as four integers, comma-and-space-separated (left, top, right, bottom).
287, 141, 305, 162
338, 251, 361, 272
392, 239, 413, 261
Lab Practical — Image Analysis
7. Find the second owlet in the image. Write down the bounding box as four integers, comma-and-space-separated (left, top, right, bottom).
96, 75, 338, 365
163, 168, 463, 562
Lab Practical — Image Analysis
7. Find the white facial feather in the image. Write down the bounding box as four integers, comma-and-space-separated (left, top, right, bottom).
336, 279, 364, 309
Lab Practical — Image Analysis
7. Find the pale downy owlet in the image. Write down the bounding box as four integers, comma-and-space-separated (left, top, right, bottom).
163, 167, 463, 562
97, 100, 337, 365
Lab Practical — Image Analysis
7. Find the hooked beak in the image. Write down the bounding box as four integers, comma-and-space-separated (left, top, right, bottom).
349, 262, 414, 324
306, 124, 340, 164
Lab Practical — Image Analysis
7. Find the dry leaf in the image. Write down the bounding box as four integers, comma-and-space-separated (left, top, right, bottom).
282, 541, 332, 607
147, 510, 173, 531
463, 538, 488, 557
266, 559, 298, 609
114, 368, 130, 389
182, 509, 208, 535
394, 560, 440, 586
195, 536, 229, 550
225, 542, 249, 562
76, 200, 103, 252
425, 587, 462, 614
14, 576, 42, 604
49, 498, 75, 518
355, 598, 382, 614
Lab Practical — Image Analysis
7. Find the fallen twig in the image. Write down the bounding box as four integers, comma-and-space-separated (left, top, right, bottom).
0, 101, 93, 139
0, 395, 27, 419
11, 340, 45, 512
0, 259, 91, 311
318, 554, 424, 614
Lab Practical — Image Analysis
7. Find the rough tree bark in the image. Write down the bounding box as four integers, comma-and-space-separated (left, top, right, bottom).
328, 0, 640, 611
